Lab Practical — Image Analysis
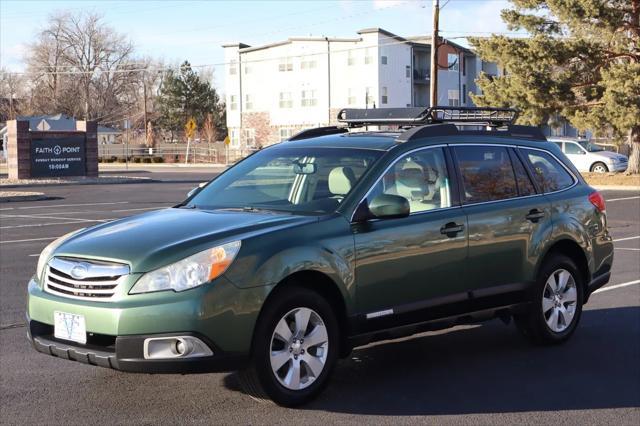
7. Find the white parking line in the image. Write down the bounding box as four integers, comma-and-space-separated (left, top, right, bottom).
1, 236, 59, 244
593, 280, 640, 294
613, 236, 640, 242
28, 254, 39, 257
16, 202, 129, 210
615, 247, 640, 251
111, 206, 166, 213
606, 196, 640, 202
1, 213, 98, 222
0, 218, 114, 230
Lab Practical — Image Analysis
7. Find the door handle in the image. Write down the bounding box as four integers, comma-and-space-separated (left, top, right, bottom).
525, 209, 546, 223
440, 222, 464, 237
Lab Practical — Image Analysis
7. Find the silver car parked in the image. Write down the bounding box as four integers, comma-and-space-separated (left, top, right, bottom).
547, 137, 628, 173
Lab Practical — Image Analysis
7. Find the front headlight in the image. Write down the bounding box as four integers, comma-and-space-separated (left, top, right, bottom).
36, 229, 85, 280
130, 241, 241, 294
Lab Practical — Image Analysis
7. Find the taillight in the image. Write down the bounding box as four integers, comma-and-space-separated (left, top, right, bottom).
588, 191, 606, 213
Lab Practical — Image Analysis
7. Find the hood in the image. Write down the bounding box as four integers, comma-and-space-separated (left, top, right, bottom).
54, 208, 316, 273
593, 150, 627, 161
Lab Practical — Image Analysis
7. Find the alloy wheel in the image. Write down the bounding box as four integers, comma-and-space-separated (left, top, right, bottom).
592, 164, 607, 173
542, 269, 578, 333
269, 307, 329, 391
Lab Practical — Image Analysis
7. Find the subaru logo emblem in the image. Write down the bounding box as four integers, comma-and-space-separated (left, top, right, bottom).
69, 264, 90, 280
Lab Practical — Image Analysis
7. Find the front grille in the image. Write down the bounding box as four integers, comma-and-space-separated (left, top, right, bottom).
44, 257, 130, 301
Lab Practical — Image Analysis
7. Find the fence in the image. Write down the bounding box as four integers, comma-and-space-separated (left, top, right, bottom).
98, 143, 259, 164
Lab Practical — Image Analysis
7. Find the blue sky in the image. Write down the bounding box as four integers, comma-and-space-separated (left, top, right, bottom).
1, 0, 514, 90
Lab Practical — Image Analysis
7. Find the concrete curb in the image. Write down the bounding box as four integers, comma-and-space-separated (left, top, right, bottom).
0, 177, 157, 189
0, 192, 48, 202
592, 185, 640, 191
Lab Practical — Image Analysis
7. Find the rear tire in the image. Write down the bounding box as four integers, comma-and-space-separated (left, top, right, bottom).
238, 287, 339, 407
590, 162, 609, 173
515, 254, 584, 345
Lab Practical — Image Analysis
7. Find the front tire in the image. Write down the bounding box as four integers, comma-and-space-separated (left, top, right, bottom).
515, 254, 584, 345
590, 162, 609, 173
238, 287, 339, 406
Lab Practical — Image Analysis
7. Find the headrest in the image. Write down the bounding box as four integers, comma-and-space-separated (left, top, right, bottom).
328, 167, 356, 196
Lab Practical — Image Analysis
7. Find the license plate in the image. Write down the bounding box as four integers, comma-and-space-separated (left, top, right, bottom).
54, 311, 87, 344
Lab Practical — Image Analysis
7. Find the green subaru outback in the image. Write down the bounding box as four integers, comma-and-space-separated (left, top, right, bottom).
27, 107, 613, 406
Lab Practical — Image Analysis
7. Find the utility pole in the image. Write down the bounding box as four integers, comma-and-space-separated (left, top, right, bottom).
430, 0, 440, 107
326, 37, 331, 125
143, 70, 148, 146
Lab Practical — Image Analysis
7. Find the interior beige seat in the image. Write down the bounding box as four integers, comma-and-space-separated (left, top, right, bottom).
328, 167, 356, 200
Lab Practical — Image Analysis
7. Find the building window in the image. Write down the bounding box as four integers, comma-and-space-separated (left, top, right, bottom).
245, 94, 253, 111
448, 90, 459, 106
279, 92, 292, 108
381, 87, 388, 105
230, 129, 239, 147
462, 56, 466, 76
301, 90, 318, 107
243, 128, 256, 146
447, 53, 459, 71
348, 50, 356, 66
301, 59, 317, 69
462, 84, 466, 104
279, 57, 293, 72
381, 55, 388, 65
364, 48, 373, 64
406, 65, 411, 78
230, 95, 238, 110
348, 88, 356, 105
279, 128, 294, 140
229, 59, 237, 75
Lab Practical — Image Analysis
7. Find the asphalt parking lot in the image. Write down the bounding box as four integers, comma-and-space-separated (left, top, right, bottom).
1, 172, 638, 425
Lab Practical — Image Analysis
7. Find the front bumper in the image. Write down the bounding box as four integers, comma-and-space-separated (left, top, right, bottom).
27, 275, 270, 373
609, 162, 628, 172
27, 318, 247, 373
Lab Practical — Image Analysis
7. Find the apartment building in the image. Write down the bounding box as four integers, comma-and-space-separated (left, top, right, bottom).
223, 27, 499, 147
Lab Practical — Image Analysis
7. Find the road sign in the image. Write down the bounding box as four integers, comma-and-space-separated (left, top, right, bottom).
185, 118, 197, 139
224, 135, 230, 146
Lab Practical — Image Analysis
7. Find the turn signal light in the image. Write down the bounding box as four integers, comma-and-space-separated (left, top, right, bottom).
588, 191, 606, 213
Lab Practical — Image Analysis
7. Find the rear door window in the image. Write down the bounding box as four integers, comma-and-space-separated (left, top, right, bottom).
564, 142, 584, 155
521, 149, 575, 193
453, 146, 518, 204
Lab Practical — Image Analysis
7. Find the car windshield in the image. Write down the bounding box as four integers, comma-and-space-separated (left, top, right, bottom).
187, 147, 382, 214
579, 141, 604, 152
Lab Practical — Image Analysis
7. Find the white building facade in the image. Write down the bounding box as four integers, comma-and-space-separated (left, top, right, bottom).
223, 28, 498, 147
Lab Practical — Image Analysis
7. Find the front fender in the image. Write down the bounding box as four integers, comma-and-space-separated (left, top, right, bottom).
223, 215, 356, 312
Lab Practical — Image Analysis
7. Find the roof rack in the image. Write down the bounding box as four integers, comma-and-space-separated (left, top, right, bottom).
287, 126, 348, 141
337, 106, 518, 128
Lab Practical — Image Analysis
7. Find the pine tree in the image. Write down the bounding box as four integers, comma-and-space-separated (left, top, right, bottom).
470, 0, 640, 173
157, 61, 226, 142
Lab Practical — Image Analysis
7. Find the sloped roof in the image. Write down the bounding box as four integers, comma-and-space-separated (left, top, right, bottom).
1, 114, 121, 134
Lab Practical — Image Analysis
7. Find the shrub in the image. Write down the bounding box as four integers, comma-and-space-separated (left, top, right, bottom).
142, 157, 152, 163
151, 156, 164, 163
117, 158, 127, 163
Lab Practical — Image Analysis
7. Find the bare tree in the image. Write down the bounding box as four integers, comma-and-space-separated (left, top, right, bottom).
25, 11, 138, 121
0, 69, 28, 120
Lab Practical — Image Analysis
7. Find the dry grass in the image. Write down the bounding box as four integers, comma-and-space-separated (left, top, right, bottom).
582, 172, 640, 187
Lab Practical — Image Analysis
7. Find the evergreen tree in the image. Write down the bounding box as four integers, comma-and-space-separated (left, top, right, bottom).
470, 0, 640, 173
157, 61, 226, 141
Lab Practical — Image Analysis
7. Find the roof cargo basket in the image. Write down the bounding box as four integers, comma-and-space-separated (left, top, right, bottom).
337, 106, 518, 128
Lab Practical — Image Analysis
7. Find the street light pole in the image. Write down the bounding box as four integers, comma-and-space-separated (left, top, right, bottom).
430, 0, 440, 107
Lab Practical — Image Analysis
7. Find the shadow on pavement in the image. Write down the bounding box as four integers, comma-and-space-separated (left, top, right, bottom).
225, 306, 640, 414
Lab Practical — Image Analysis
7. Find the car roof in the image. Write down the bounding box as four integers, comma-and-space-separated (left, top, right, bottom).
278, 131, 401, 151
277, 127, 553, 152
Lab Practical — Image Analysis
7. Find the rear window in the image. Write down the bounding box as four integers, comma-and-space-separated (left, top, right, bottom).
454, 146, 518, 203
522, 149, 575, 193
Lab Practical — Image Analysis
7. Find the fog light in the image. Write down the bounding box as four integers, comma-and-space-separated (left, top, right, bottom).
143, 336, 213, 359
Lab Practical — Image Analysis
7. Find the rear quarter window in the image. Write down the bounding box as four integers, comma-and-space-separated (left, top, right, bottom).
521, 148, 575, 193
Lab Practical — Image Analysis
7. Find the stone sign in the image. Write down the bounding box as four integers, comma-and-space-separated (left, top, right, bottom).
31, 137, 86, 177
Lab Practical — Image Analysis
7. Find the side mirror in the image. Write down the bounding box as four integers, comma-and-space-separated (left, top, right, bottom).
187, 182, 207, 198
367, 194, 410, 220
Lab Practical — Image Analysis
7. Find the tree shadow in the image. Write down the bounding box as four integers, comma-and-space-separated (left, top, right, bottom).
224, 306, 640, 415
